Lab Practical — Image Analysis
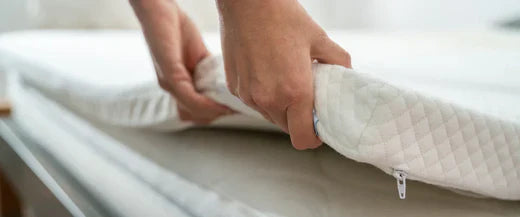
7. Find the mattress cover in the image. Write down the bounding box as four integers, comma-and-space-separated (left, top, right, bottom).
4, 77, 276, 217
0, 30, 519, 201
5, 72, 520, 217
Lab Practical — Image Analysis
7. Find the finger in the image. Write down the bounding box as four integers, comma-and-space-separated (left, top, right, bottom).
248, 91, 289, 132
234, 67, 280, 128
258, 110, 275, 124
222, 46, 239, 96
178, 104, 220, 125
287, 98, 322, 150
237, 89, 268, 118
250, 90, 289, 132
180, 14, 210, 72
168, 66, 233, 120
231, 48, 254, 97
311, 36, 352, 69
264, 108, 289, 133
177, 105, 193, 122
174, 81, 231, 118
220, 31, 240, 96
285, 63, 322, 150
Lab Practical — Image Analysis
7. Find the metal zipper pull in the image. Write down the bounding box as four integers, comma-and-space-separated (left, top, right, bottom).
393, 169, 407, 199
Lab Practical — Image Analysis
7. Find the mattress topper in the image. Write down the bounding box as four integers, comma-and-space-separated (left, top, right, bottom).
7, 71, 519, 217
0, 30, 519, 200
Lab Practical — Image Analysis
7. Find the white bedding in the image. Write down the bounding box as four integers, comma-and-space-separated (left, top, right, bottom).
5, 77, 275, 217
0, 30, 519, 209
6, 74, 520, 217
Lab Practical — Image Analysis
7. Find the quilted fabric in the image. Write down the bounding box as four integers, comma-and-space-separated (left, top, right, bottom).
313, 63, 520, 200
1, 31, 519, 200
14, 54, 520, 200
5, 75, 278, 217
198, 57, 520, 200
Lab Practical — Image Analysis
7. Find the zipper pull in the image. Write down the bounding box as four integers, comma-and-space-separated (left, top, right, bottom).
393, 169, 407, 199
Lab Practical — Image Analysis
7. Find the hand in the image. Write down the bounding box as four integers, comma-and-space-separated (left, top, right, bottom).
217, 0, 351, 149
130, 0, 232, 124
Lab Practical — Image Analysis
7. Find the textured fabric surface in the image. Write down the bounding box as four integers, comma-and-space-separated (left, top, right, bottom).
313, 64, 520, 200
199, 57, 520, 200
8, 74, 520, 217
0, 30, 519, 200
6, 74, 278, 217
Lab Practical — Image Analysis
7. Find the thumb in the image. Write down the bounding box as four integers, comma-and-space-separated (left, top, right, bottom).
311, 36, 352, 69
180, 13, 210, 72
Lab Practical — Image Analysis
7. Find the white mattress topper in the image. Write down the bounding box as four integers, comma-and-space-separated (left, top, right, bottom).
8, 77, 519, 217
1, 30, 519, 122
0, 30, 519, 200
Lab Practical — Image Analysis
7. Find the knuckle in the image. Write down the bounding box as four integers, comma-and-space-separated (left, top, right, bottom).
280, 84, 305, 102
261, 113, 274, 123
250, 93, 275, 109
238, 91, 254, 106
241, 97, 254, 107
314, 30, 330, 44
341, 50, 352, 62
171, 62, 186, 73
167, 63, 190, 82
157, 63, 190, 90
157, 79, 170, 91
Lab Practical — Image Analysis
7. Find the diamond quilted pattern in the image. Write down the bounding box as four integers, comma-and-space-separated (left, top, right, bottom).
314, 64, 520, 200
14, 52, 520, 200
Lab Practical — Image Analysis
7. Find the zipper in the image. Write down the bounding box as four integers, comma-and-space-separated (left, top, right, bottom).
313, 110, 409, 200
393, 169, 407, 199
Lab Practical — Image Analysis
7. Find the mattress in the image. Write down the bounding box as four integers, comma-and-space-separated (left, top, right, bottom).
0, 30, 519, 214
5, 77, 519, 217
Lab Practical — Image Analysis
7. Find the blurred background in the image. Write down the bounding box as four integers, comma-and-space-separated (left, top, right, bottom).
0, 0, 518, 98
0, 0, 519, 32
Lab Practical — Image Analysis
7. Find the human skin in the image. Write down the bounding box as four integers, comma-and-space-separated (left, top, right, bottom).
129, 0, 233, 124
130, 0, 351, 150
217, 0, 351, 149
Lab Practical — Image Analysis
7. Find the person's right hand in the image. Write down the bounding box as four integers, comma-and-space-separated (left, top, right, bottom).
130, 0, 232, 124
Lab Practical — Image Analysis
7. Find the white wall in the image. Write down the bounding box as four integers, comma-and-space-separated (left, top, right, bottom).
180, 0, 520, 31
0, 0, 519, 31
0, 0, 38, 31
35, 0, 139, 29
364, 0, 520, 30
0, 0, 139, 31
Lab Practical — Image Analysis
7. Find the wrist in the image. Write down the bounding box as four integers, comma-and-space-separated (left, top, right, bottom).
130, 0, 182, 15
217, 0, 287, 27
216, 0, 280, 15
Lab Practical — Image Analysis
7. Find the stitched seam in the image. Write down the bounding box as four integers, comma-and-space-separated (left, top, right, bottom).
354, 81, 384, 150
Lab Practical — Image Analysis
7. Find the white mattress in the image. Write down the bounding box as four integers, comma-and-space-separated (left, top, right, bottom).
0, 30, 519, 215
7, 78, 520, 217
